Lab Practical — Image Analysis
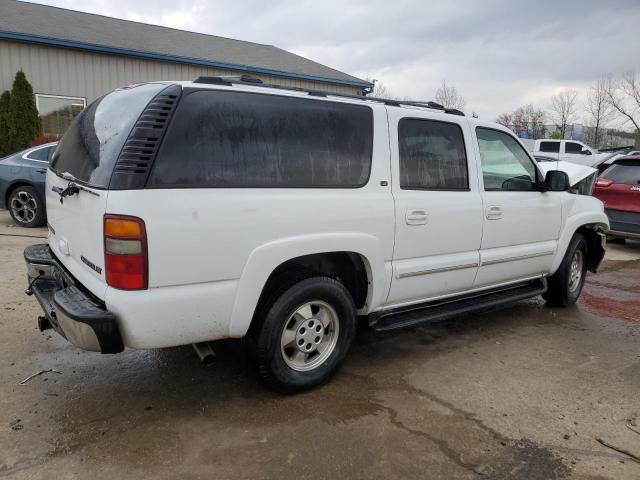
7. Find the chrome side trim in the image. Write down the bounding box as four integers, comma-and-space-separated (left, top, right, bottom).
481, 250, 555, 266
397, 262, 479, 279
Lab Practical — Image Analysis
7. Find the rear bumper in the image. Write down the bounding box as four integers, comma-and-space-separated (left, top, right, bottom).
24, 244, 124, 353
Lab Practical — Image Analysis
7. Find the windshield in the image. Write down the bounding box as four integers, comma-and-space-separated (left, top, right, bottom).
50, 83, 167, 188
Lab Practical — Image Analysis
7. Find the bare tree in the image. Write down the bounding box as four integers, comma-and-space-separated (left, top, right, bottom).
434, 80, 466, 111
365, 77, 394, 99
604, 72, 640, 147
585, 78, 613, 147
504, 104, 546, 138
495, 112, 512, 127
550, 90, 578, 138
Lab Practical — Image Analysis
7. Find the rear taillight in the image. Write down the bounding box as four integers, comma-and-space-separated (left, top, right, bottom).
596, 178, 614, 187
104, 215, 148, 290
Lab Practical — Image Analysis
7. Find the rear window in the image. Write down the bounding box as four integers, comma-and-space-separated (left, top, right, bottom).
539, 141, 560, 153
147, 90, 373, 188
603, 161, 640, 185
50, 83, 167, 188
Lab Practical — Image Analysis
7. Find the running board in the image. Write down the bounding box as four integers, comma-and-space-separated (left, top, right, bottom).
369, 278, 547, 332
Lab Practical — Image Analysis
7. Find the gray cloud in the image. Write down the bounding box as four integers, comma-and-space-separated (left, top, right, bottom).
22, 0, 640, 120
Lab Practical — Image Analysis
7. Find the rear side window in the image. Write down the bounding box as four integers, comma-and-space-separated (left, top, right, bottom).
398, 118, 468, 190
51, 83, 167, 187
565, 142, 583, 154
603, 161, 640, 185
148, 90, 373, 188
26, 146, 52, 161
539, 141, 560, 153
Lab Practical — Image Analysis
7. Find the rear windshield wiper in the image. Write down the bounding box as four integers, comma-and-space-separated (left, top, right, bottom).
52, 172, 100, 203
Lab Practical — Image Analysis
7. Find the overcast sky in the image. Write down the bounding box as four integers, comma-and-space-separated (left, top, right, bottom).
24, 0, 640, 122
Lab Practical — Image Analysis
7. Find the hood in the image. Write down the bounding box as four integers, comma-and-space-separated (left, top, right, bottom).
538, 160, 597, 187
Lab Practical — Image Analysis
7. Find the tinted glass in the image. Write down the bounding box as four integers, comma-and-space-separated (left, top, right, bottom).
476, 128, 538, 191
603, 162, 640, 184
539, 141, 560, 153
51, 83, 167, 187
398, 118, 468, 190
148, 90, 373, 188
565, 142, 583, 154
26, 146, 51, 161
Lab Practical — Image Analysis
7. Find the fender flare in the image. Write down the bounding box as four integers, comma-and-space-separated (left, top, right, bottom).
227, 232, 389, 337
550, 211, 609, 274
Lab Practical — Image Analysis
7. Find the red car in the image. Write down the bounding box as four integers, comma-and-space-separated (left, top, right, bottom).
594, 156, 640, 240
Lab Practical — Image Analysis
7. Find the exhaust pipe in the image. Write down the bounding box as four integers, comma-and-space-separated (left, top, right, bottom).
192, 342, 216, 366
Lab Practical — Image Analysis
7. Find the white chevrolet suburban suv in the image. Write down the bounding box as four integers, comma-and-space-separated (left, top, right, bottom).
24, 77, 609, 392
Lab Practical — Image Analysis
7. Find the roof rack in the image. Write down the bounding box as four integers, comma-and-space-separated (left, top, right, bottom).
192, 75, 465, 116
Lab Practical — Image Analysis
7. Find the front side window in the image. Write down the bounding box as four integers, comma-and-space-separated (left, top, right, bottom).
565, 142, 584, 154
36, 95, 87, 136
539, 141, 560, 153
398, 118, 468, 190
148, 90, 373, 188
476, 127, 538, 191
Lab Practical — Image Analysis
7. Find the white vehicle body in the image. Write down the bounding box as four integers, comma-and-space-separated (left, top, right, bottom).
28, 80, 609, 356
533, 139, 606, 166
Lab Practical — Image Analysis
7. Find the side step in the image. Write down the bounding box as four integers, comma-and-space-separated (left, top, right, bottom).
369, 278, 547, 332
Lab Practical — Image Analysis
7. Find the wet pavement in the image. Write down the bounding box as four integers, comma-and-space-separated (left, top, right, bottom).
1, 210, 639, 479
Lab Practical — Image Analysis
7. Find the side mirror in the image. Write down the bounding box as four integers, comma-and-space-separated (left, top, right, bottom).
543, 170, 570, 192
581, 148, 592, 155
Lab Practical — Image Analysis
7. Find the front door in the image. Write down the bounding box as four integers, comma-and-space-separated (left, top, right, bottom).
473, 126, 562, 288
386, 111, 483, 308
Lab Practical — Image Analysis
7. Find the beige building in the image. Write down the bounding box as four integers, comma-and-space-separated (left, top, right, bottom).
0, 0, 372, 135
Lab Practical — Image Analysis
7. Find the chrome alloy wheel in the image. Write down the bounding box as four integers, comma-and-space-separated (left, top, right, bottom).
10, 190, 38, 224
280, 301, 340, 372
568, 249, 584, 293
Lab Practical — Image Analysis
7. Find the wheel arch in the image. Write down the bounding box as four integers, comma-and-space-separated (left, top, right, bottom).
550, 214, 608, 275
228, 233, 389, 338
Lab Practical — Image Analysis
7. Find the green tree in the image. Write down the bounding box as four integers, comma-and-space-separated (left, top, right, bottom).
7, 70, 41, 152
0, 91, 11, 156
549, 131, 563, 140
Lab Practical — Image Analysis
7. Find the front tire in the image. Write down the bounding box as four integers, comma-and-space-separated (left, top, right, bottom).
249, 276, 357, 393
543, 233, 588, 307
8, 185, 46, 228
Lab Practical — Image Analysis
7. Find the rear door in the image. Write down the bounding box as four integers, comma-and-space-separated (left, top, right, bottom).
473, 125, 562, 287
46, 83, 168, 300
386, 110, 483, 307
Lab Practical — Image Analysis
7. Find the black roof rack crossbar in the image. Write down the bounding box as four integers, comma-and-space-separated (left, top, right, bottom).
191, 75, 465, 116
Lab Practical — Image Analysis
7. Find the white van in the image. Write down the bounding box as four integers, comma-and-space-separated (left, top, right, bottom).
24, 77, 608, 392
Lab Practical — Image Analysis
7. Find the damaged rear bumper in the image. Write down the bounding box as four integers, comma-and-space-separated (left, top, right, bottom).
24, 244, 123, 353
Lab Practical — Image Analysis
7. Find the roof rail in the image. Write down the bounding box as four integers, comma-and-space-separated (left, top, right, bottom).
191, 75, 465, 116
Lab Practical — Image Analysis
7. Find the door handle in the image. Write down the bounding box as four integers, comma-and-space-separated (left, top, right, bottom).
486, 205, 503, 220
36, 169, 47, 174
406, 209, 428, 225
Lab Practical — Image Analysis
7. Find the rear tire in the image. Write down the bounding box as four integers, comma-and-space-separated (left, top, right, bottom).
543, 233, 588, 307
8, 185, 46, 228
248, 276, 357, 393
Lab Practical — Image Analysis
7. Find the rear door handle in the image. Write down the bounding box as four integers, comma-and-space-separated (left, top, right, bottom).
486, 205, 503, 220
406, 209, 428, 225
36, 169, 47, 174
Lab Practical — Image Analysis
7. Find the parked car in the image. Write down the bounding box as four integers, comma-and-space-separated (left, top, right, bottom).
532, 139, 604, 166
594, 156, 640, 240
0, 142, 57, 227
24, 79, 608, 392
593, 150, 640, 174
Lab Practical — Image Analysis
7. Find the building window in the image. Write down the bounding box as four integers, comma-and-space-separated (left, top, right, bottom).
35, 94, 86, 136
